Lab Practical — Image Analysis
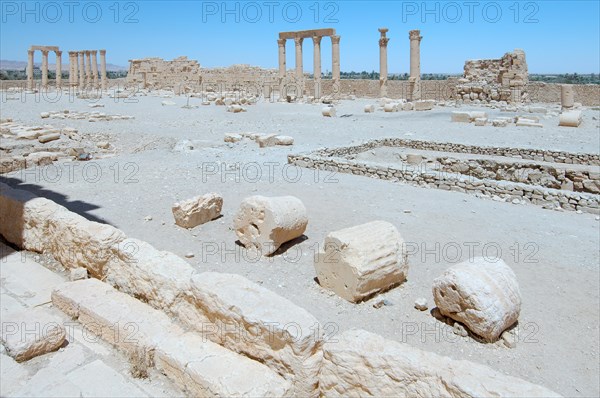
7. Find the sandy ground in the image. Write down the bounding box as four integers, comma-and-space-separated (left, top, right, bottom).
1, 92, 599, 397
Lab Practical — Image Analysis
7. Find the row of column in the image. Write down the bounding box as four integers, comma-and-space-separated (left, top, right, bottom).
27, 49, 62, 90
27, 49, 107, 90
277, 35, 340, 99
68, 50, 108, 90
378, 28, 423, 100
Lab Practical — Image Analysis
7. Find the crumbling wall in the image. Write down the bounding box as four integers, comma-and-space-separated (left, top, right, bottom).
457, 49, 528, 103
126, 56, 202, 89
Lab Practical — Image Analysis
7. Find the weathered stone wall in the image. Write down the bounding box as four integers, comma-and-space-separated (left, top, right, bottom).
127, 56, 202, 89
288, 139, 600, 214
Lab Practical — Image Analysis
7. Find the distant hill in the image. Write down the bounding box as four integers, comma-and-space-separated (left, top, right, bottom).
0, 59, 128, 72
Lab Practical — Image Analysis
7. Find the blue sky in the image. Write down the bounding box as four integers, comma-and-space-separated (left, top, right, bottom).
1, 0, 599, 73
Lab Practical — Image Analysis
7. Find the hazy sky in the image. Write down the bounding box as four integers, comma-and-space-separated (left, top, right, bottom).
1, 0, 599, 73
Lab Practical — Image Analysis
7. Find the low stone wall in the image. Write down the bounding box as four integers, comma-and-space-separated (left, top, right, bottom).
2, 78, 598, 105
0, 182, 561, 397
288, 139, 600, 214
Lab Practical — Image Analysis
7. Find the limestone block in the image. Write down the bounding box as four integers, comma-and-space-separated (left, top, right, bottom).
274, 135, 294, 146
227, 104, 245, 113
516, 120, 543, 128
224, 133, 243, 143
26, 151, 59, 168
320, 329, 560, 397
47, 207, 127, 278
559, 111, 582, 127
256, 134, 279, 147
172, 193, 223, 228
234, 195, 308, 255
322, 106, 336, 117
105, 238, 195, 312
1, 308, 66, 362
314, 221, 408, 303
528, 106, 547, 114
38, 132, 61, 143
432, 257, 521, 341
492, 119, 508, 127
364, 104, 375, 113
451, 111, 471, 123
52, 278, 183, 357
66, 360, 149, 397
0, 156, 26, 174
40, 112, 50, 118
413, 100, 435, 111
155, 332, 292, 397
383, 103, 398, 112
474, 117, 487, 126
468, 111, 488, 121
161, 100, 176, 106
188, 272, 323, 397
0, 182, 61, 252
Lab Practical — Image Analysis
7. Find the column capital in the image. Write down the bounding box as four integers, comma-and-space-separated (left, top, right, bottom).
294, 37, 304, 46
85, 50, 91, 55
28, 49, 34, 55
41, 49, 49, 55
378, 27, 389, 35
56, 50, 62, 56
68, 51, 77, 56
100, 49, 106, 55
90, 50, 98, 55
312, 36, 322, 45
331, 35, 341, 45
409, 29, 422, 41
277, 38, 286, 47
379, 37, 389, 47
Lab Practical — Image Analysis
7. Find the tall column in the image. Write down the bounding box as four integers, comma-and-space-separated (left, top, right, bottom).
331, 35, 341, 96
41, 50, 49, 89
100, 49, 107, 90
85, 50, 92, 87
294, 37, 303, 80
409, 29, 422, 101
312, 36, 322, 99
277, 38, 286, 101
294, 37, 304, 97
27, 49, 34, 90
91, 50, 99, 88
78, 51, 85, 88
55, 50, 62, 88
277, 39, 286, 78
378, 28, 389, 98
68, 51, 77, 86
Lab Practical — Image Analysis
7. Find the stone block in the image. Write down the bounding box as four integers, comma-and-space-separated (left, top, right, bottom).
224, 133, 243, 143
364, 104, 375, 113
234, 195, 308, 255
413, 100, 435, 111
451, 111, 471, 123
432, 257, 521, 341
172, 193, 223, 228
38, 132, 61, 143
188, 272, 323, 397
155, 332, 291, 397
1, 308, 66, 362
314, 221, 408, 303
105, 238, 195, 312
320, 329, 560, 397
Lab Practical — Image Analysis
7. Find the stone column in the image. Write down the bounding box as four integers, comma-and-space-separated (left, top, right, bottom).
41, 50, 49, 89
85, 51, 92, 87
68, 51, 77, 87
100, 49, 107, 90
294, 37, 304, 80
277, 39, 286, 100
409, 29, 422, 101
331, 35, 341, 96
313, 36, 322, 99
378, 28, 389, 98
277, 39, 286, 78
27, 49, 34, 90
55, 50, 62, 88
561, 84, 574, 110
91, 50, 99, 88
78, 51, 85, 88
